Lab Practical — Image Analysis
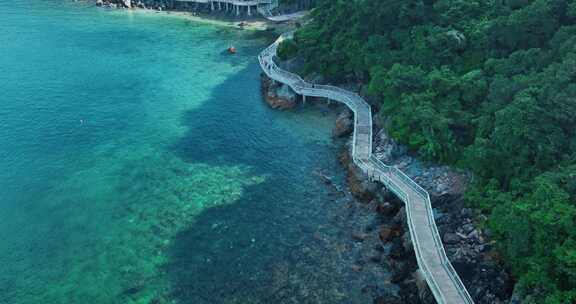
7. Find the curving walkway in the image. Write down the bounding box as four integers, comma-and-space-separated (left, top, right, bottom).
259, 33, 475, 304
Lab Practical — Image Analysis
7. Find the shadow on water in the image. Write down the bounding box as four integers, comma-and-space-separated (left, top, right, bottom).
163, 176, 391, 304
164, 181, 333, 304
164, 62, 389, 303
170, 61, 337, 176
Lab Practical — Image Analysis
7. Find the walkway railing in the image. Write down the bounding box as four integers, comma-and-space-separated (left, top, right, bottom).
259, 33, 475, 304
174, 0, 276, 16
256, 0, 277, 17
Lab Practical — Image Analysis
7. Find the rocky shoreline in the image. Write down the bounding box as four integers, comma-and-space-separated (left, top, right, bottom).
346, 129, 513, 304
261, 69, 514, 303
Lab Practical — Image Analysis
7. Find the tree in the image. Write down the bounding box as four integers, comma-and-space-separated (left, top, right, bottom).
291, 1, 576, 299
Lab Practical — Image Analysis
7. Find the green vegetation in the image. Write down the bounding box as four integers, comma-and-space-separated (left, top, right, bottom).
277, 38, 299, 60
289, 0, 576, 302
279, 0, 317, 7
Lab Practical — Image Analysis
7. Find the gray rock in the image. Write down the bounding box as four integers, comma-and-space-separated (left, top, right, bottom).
443, 233, 460, 245
351, 231, 368, 242
333, 112, 353, 138
447, 29, 467, 50
467, 229, 480, 241
461, 208, 473, 217
402, 231, 413, 253
462, 223, 475, 234
377, 201, 397, 216
435, 182, 449, 195
276, 84, 297, 103
392, 207, 407, 228
379, 225, 395, 243
361, 179, 379, 194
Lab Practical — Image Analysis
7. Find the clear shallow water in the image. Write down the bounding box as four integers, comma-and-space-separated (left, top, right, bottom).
0, 2, 388, 304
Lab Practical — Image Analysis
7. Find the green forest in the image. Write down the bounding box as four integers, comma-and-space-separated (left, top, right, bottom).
279, 0, 576, 302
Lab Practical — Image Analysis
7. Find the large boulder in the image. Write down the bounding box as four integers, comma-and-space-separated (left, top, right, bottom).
379, 225, 396, 243
339, 149, 379, 202
333, 110, 353, 138
376, 201, 398, 216
261, 75, 298, 110
276, 83, 297, 102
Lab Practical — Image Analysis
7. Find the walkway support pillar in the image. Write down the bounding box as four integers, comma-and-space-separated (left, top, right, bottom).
211, 1, 214, 11
248, 5, 251, 16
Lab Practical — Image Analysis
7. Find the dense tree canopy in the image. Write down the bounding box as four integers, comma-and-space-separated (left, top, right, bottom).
286, 0, 576, 302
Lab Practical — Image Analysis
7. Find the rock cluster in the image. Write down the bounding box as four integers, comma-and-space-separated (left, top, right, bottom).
260, 74, 298, 110
436, 204, 513, 303
333, 110, 353, 138
336, 119, 513, 303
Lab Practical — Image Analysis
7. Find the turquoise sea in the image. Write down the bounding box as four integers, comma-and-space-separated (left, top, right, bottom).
0, 1, 390, 303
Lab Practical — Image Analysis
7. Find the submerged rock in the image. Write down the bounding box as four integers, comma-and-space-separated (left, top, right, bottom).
378, 225, 395, 243
352, 231, 369, 242
376, 201, 397, 216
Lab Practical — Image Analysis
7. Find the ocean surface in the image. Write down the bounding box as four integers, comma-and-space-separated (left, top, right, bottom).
0, 1, 391, 303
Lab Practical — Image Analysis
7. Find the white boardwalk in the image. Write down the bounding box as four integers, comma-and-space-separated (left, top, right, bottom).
169, 0, 303, 20
264, 11, 306, 22
259, 34, 475, 304
173, 0, 276, 16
